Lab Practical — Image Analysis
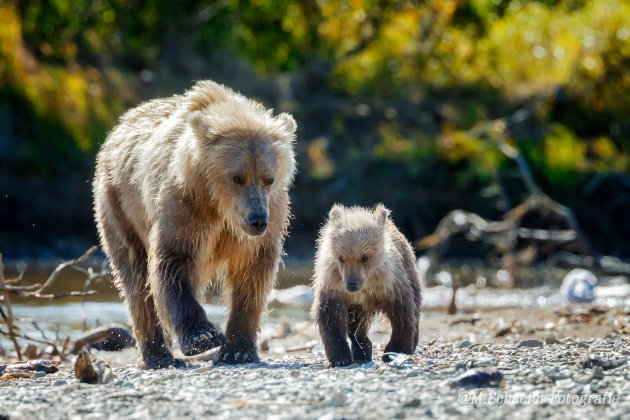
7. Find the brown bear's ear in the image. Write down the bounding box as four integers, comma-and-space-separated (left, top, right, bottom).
328, 204, 344, 223
374, 204, 390, 226
189, 110, 212, 140
277, 113, 297, 138
186, 80, 230, 112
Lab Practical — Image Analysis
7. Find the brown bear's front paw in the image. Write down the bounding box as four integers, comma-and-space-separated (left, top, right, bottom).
181, 326, 226, 356
141, 355, 187, 370
214, 343, 260, 365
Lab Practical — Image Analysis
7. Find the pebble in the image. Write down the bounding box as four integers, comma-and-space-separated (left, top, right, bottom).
592, 366, 605, 380
516, 339, 544, 348
0, 337, 626, 419
545, 337, 561, 345
457, 340, 473, 349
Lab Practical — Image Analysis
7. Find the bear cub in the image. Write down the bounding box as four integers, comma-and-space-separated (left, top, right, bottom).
312, 204, 422, 366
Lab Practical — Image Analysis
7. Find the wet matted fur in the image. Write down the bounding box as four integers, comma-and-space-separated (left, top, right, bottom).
311, 204, 422, 366
94, 80, 296, 369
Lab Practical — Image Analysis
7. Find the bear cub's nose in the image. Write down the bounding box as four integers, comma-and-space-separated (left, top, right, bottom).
345, 279, 360, 292
248, 213, 269, 235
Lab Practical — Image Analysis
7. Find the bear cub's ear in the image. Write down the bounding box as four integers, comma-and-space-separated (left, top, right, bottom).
328, 204, 345, 223
374, 204, 390, 226
277, 113, 297, 137
189, 111, 211, 140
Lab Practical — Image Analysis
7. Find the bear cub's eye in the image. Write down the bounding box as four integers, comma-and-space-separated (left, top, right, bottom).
263, 178, 274, 186
360, 255, 369, 263
233, 175, 245, 185
338, 256, 344, 263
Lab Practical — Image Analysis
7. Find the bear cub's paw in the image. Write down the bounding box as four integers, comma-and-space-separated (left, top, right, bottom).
214, 343, 260, 365
180, 325, 226, 356
352, 354, 372, 365
141, 355, 187, 370
328, 357, 354, 368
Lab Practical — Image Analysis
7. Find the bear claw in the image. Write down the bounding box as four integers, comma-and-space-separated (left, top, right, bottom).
214, 345, 260, 365
181, 327, 226, 356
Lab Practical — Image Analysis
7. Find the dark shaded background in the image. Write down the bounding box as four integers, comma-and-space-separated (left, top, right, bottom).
1, 0, 629, 260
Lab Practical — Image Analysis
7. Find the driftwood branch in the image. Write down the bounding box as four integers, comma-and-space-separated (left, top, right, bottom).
29, 246, 98, 296
0, 247, 105, 360
417, 195, 587, 251
0, 255, 21, 360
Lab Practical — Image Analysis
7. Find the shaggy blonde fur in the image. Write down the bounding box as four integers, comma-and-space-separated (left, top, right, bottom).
312, 204, 422, 366
94, 80, 296, 368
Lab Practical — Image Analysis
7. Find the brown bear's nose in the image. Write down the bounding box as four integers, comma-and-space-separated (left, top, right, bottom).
248, 213, 268, 234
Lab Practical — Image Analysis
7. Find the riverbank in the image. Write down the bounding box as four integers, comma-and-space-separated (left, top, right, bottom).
0, 307, 628, 419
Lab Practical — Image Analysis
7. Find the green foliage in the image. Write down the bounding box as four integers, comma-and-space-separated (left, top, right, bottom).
0, 0, 629, 191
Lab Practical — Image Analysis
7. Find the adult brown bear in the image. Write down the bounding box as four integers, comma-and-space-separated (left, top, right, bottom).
93, 80, 297, 369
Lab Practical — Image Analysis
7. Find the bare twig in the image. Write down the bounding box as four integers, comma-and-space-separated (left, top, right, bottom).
416, 194, 592, 275
27, 246, 98, 296
0, 254, 21, 360
0, 247, 106, 360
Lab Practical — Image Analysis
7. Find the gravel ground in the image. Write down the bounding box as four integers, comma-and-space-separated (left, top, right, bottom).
1, 307, 628, 419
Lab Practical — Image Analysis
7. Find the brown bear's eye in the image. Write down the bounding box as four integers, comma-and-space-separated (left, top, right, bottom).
233, 175, 245, 185
360, 255, 368, 263
338, 256, 344, 263
263, 178, 274, 186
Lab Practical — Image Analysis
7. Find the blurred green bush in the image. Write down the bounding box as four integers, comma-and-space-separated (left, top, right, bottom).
1, 0, 629, 254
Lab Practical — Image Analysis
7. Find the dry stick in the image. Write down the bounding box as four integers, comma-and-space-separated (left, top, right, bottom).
0, 247, 103, 360
0, 254, 22, 360
26, 246, 98, 296
0, 328, 61, 356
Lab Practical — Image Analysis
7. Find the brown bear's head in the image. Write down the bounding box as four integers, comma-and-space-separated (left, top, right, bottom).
186, 81, 297, 237
326, 204, 391, 293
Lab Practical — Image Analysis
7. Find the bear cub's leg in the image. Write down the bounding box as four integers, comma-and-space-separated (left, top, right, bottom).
382, 301, 418, 362
317, 294, 353, 367
348, 305, 373, 364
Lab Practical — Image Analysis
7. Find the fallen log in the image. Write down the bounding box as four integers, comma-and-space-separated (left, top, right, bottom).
71, 324, 136, 354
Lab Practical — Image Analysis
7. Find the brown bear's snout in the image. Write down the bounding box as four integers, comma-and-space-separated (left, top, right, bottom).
246, 212, 269, 236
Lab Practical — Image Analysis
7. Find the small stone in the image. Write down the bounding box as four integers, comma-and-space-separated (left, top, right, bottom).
555, 378, 575, 389
453, 362, 467, 371
516, 339, 544, 348
545, 337, 561, 345
592, 366, 604, 380
193, 365, 213, 374
324, 391, 347, 407
475, 357, 497, 367
402, 398, 422, 408
31, 371, 46, 379
448, 368, 504, 389
457, 340, 473, 349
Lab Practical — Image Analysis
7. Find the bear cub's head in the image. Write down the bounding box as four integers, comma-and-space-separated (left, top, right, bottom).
325, 204, 391, 293
186, 81, 297, 237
